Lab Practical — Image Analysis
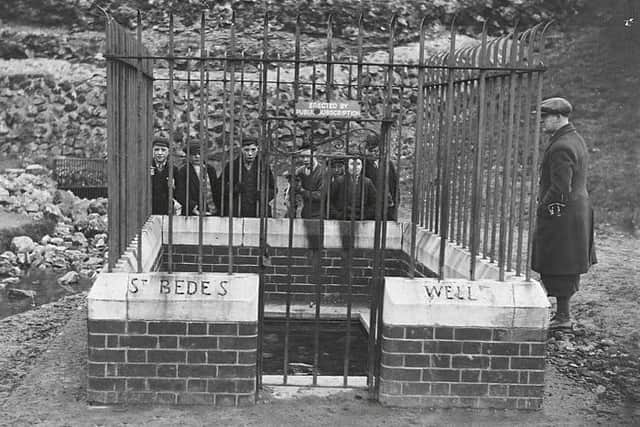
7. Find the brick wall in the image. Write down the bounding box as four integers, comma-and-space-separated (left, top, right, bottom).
379, 325, 546, 410
87, 319, 257, 406
161, 245, 435, 303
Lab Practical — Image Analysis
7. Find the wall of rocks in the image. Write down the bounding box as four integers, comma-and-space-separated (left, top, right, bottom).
0, 71, 107, 164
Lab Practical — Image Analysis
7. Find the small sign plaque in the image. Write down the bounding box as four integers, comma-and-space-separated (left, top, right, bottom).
295, 100, 361, 119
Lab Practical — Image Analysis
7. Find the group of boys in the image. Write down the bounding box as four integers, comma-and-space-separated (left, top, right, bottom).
151, 137, 275, 218
150, 134, 397, 221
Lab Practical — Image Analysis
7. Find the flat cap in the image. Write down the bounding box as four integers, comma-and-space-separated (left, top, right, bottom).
241, 136, 259, 146
540, 97, 572, 116
152, 136, 170, 148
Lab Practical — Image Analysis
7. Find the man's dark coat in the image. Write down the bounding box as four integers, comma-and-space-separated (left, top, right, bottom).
174, 163, 219, 216
295, 162, 326, 219
363, 158, 398, 220
220, 156, 275, 217
531, 123, 597, 275
151, 161, 178, 215
329, 174, 377, 220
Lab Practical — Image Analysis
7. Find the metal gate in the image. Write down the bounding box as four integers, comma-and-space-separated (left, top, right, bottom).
104, 8, 549, 400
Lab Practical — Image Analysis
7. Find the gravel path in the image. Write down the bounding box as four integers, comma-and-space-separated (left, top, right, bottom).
0, 293, 87, 406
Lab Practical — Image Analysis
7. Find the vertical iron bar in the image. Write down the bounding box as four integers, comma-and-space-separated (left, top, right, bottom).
438, 24, 456, 280
198, 11, 206, 274
219, 52, 228, 216
517, 32, 535, 277
507, 70, 522, 273
256, 10, 270, 396
410, 18, 427, 277
312, 13, 333, 388
470, 27, 487, 279
227, 11, 237, 274
490, 42, 506, 263
507, 32, 525, 273
449, 78, 460, 244
498, 32, 518, 281
167, 13, 175, 273
282, 13, 301, 386
527, 75, 544, 280
106, 18, 115, 271
136, 10, 143, 273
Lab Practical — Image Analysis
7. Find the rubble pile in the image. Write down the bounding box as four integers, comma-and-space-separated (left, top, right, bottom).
548, 327, 640, 403
0, 167, 107, 290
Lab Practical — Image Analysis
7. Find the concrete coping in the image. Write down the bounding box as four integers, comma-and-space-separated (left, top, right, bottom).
159, 216, 404, 250
88, 271, 259, 322
383, 277, 550, 329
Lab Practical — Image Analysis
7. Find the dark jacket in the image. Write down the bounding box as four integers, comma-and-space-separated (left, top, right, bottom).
151, 161, 179, 215
295, 162, 327, 219
220, 156, 275, 217
174, 163, 219, 216
330, 174, 377, 220
363, 158, 398, 220
531, 123, 597, 275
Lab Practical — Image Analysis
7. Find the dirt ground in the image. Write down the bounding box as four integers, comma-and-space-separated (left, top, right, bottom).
0, 227, 638, 426
0, 304, 637, 427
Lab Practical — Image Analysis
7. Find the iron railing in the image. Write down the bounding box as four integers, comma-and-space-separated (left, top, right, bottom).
103, 7, 549, 400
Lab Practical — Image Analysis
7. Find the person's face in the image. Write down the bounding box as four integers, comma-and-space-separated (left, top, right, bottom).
541, 113, 561, 134
188, 152, 201, 164
348, 158, 362, 176
153, 145, 169, 164
366, 144, 380, 157
300, 149, 313, 168
242, 144, 258, 162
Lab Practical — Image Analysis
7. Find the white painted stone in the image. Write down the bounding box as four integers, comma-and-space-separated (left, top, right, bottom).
163, 216, 245, 246
87, 272, 129, 320
159, 216, 404, 250
383, 277, 549, 328
513, 281, 550, 328
88, 272, 259, 322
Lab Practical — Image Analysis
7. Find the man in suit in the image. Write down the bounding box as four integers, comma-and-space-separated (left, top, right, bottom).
363, 134, 398, 221
150, 136, 181, 215
220, 137, 275, 217
531, 97, 597, 330
175, 139, 219, 216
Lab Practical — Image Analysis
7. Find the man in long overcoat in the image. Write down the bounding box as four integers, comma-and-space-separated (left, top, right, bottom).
531, 97, 597, 329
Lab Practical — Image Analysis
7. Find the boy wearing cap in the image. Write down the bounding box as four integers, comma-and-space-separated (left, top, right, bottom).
363, 134, 398, 221
174, 139, 219, 216
531, 97, 597, 330
220, 137, 275, 217
150, 136, 181, 215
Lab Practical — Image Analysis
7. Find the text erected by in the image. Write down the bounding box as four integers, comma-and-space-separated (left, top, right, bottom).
295, 100, 361, 119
